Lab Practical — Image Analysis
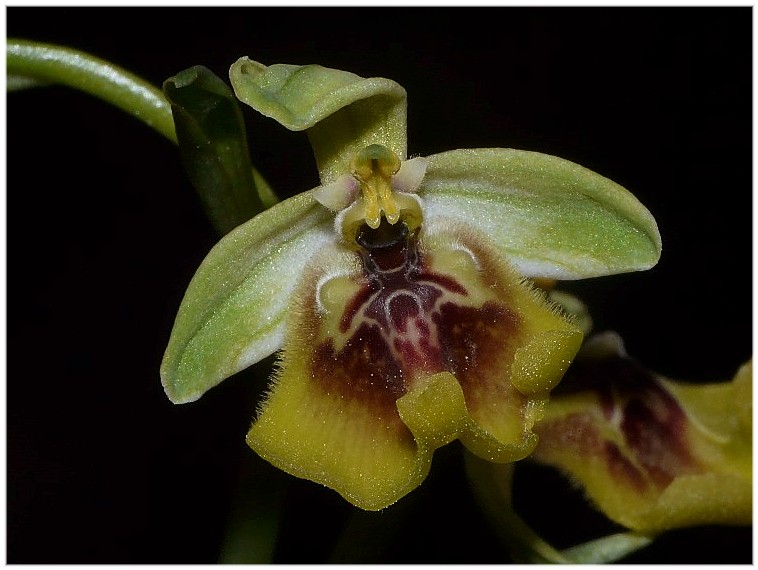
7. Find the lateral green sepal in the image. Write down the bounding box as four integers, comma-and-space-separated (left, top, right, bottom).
160, 191, 332, 404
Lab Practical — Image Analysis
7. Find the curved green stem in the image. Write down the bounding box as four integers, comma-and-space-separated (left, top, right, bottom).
464, 453, 568, 563
7, 38, 177, 143
464, 451, 654, 563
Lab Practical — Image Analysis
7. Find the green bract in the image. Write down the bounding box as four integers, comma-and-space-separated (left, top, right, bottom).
164, 65, 272, 235
161, 59, 662, 509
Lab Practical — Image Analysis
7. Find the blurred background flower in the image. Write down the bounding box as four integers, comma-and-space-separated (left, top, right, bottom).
531, 332, 751, 533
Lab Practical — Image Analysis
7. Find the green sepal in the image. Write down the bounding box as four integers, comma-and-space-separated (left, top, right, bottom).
420, 148, 662, 279
160, 191, 333, 404
164, 66, 276, 235
229, 57, 407, 184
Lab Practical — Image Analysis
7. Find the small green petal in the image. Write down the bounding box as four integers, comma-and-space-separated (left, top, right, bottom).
229, 57, 407, 184
420, 148, 662, 279
160, 191, 333, 404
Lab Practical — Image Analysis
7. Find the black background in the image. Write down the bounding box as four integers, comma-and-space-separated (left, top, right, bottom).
7, 7, 752, 563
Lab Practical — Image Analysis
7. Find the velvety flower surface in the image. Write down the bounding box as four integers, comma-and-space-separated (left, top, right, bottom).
531, 332, 752, 533
161, 59, 661, 510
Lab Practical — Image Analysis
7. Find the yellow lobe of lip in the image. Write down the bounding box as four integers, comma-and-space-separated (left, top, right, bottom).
350, 144, 403, 229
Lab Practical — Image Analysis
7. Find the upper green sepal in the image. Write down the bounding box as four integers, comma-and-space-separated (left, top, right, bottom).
420, 148, 662, 279
160, 191, 333, 404
229, 57, 407, 184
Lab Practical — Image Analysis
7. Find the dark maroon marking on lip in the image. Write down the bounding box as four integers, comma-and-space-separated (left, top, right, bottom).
312, 321, 406, 412
532, 412, 647, 492
311, 220, 522, 412
605, 440, 648, 492
533, 412, 603, 454
434, 301, 519, 390
388, 294, 421, 333
338, 281, 373, 335
621, 391, 698, 487
538, 351, 703, 490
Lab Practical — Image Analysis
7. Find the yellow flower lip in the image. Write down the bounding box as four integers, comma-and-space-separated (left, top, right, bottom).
247, 217, 583, 510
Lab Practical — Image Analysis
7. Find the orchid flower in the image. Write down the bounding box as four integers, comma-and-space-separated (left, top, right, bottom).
160, 58, 661, 511
529, 331, 752, 534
